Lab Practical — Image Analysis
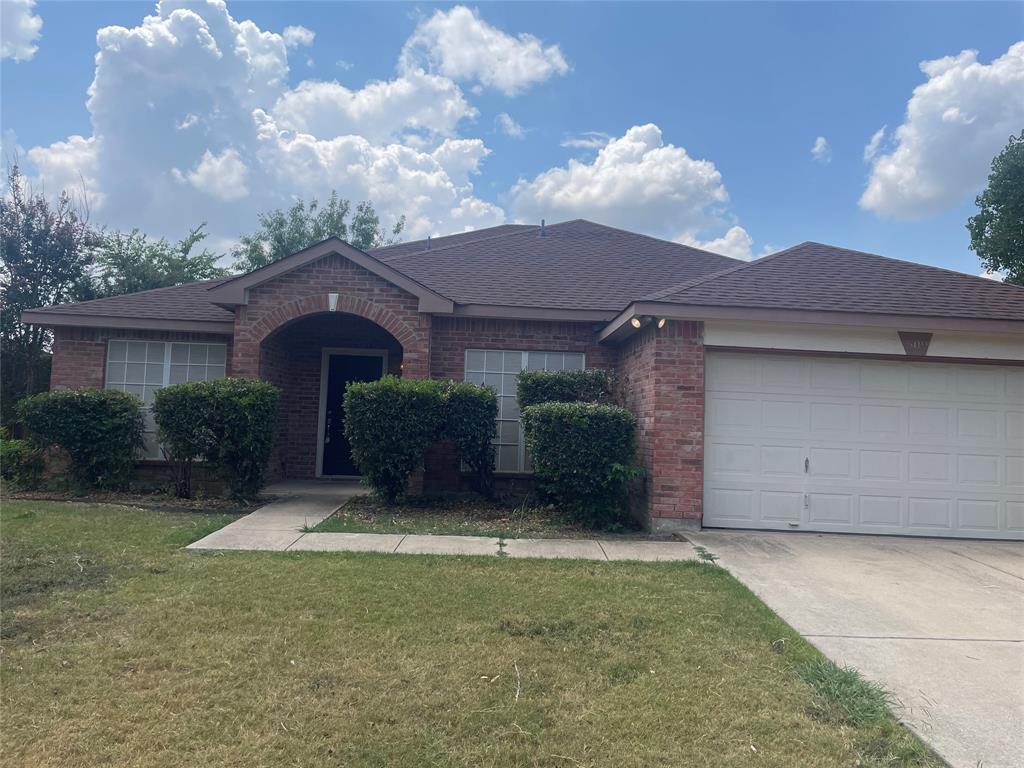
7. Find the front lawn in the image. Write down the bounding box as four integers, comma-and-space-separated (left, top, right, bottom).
1, 500, 937, 767
309, 494, 641, 538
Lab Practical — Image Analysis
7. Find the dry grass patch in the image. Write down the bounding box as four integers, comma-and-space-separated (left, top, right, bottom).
2, 500, 938, 767
309, 494, 642, 539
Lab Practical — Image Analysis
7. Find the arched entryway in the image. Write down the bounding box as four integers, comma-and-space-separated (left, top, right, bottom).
259, 312, 404, 479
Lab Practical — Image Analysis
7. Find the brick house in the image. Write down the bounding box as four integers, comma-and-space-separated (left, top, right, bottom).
23, 220, 1024, 540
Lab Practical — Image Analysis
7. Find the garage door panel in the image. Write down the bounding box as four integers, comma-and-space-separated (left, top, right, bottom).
858, 496, 903, 527
957, 500, 1001, 531
761, 444, 804, 476
704, 353, 1023, 540
1007, 457, 1024, 487
958, 454, 1000, 486
859, 450, 902, 481
907, 498, 953, 530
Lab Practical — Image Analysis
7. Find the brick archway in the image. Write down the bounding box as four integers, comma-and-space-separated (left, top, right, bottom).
232, 294, 431, 380
251, 294, 422, 352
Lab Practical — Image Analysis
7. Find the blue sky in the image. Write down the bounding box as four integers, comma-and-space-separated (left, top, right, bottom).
2, 1, 1022, 274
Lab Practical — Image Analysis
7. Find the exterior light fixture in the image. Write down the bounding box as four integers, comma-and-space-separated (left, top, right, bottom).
328, 292, 339, 312
630, 317, 642, 329
657, 318, 666, 329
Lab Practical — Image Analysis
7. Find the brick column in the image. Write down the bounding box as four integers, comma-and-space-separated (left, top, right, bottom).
617, 320, 704, 533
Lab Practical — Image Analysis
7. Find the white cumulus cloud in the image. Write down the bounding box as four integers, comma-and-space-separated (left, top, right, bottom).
495, 112, 525, 139
174, 147, 249, 201
811, 136, 831, 163
678, 225, 754, 261
400, 5, 569, 95
561, 131, 610, 150
1, 0, 42, 61
863, 126, 886, 161
24, 0, 507, 244
271, 70, 476, 143
282, 25, 314, 49
860, 42, 1024, 219
510, 123, 742, 244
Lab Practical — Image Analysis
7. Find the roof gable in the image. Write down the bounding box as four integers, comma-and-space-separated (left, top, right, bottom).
206, 238, 454, 313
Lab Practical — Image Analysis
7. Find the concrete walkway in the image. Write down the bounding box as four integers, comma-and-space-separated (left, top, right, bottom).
689, 530, 1024, 768
187, 481, 694, 562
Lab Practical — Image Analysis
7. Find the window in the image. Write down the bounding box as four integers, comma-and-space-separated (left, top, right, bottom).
464, 349, 585, 473
105, 341, 227, 459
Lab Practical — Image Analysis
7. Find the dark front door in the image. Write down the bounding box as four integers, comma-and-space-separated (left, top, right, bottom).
321, 353, 385, 476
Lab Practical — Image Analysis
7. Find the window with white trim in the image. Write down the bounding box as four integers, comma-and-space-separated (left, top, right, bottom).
464, 350, 585, 473
105, 340, 227, 459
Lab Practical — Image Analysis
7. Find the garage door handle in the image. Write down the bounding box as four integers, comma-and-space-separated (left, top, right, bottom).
804, 457, 809, 473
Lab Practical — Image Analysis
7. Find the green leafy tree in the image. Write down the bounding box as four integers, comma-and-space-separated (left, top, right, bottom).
232, 192, 404, 273
0, 165, 99, 426
95, 224, 226, 297
967, 130, 1024, 286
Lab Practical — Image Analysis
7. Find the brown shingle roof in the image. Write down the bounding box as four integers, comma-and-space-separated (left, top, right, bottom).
370, 225, 534, 261
29, 278, 235, 323
23, 225, 1024, 328
646, 241, 1024, 321
381, 219, 738, 310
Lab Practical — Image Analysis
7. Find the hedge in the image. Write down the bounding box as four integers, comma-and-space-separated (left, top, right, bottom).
153, 378, 280, 499
516, 368, 613, 408
343, 376, 498, 502
17, 388, 144, 490
442, 381, 499, 496
521, 401, 640, 528
0, 428, 44, 490
152, 382, 217, 498
344, 377, 447, 502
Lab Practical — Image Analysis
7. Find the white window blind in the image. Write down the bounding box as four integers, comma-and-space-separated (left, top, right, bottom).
464, 349, 585, 473
105, 340, 227, 459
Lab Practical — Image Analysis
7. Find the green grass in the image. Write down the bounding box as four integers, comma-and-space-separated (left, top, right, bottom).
308, 494, 640, 538
1, 500, 939, 767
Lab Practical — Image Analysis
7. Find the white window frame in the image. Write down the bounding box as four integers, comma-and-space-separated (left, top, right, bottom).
464, 349, 586, 474
104, 339, 228, 460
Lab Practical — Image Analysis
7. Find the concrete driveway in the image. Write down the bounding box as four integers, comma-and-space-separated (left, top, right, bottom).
687, 531, 1023, 768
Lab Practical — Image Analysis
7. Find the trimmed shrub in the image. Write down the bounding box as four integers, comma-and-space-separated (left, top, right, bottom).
152, 378, 280, 500
521, 402, 640, 528
210, 378, 280, 500
0, 428, 45, 490
152, 382, 217, 498
442, 380, 498, 496
344, 376, 447, 502
516, 368, 613, 408
17, 388, 144, 490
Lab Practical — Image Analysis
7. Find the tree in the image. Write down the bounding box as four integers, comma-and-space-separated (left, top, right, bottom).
967, 130, 1024, 286
232, 192, 404, 273
95, 224, 226, 297
0, 165, 100, 425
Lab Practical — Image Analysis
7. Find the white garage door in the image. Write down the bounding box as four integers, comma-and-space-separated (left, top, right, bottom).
703, 352, 1024, 540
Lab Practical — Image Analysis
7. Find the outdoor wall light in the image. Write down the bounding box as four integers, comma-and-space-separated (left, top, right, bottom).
328, 292, 339, 312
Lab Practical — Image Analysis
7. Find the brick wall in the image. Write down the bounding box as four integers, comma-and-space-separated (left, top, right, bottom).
260, 313, 403, 479
616, 320, 704, 528
50, 326, 233, 389
230, 253, 431, 380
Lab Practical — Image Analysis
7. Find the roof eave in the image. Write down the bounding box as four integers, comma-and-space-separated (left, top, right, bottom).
599, 302, 1024, 343
207, 238, 454, 314
21, 311, 235, 335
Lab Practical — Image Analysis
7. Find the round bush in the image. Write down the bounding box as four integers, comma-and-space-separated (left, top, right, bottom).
17, 388, 144, 490
0, 429, 45, 490
521, 401, 639, 528
344, 377, 447, 502
516, 369, 613, 408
